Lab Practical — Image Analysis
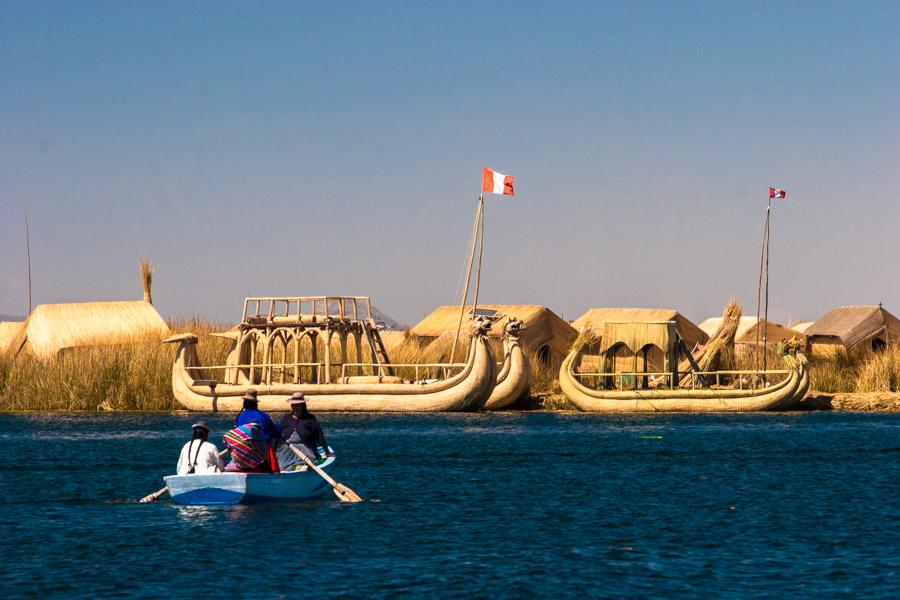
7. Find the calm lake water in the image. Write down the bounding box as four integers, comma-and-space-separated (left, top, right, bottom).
0, 411, 897, 598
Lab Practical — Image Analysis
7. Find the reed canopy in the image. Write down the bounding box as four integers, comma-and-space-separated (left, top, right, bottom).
698, 316, 804, 351
8, 301, 170, 359
573, 308, 708, 350
804, 305, 900, 355
411, 304, 577, 364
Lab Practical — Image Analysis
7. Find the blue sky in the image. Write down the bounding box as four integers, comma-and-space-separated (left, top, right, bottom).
1, 1, 898, 325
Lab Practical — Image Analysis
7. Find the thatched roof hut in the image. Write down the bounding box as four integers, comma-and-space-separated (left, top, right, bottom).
0, 321, 24, 354
411, 304, 577, 364
804, 305, 900, 354
9, 301, 170, 359
573, 308, 708, 350
698, 316, 804, 347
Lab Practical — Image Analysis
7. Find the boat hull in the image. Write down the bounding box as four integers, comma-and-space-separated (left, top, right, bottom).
164, 457, 336, 505
168, 332, 497, 412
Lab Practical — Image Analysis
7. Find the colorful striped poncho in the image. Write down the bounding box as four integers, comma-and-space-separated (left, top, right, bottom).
223, 422, 268, 470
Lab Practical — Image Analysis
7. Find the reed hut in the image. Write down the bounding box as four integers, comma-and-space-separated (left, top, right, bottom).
698, 316, 805, 355
411, 304, 577, 365
804, 305, 900, 356
573, 308, 708, 349
9, 301, 170, 359
0, 321, 24, 354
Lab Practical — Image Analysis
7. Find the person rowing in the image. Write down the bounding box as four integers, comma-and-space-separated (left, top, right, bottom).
276, 393, 333, 471
234, 388, 280, 472
176, 421, 224, 475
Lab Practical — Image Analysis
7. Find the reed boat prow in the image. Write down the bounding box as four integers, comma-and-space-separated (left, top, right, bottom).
484, 318, 532, 410
167, 295, 497, 412
558, 335, 809, 413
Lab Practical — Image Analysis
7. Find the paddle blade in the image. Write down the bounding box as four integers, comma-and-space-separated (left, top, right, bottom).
332, 483, 363, 503
139, 486, 168, 503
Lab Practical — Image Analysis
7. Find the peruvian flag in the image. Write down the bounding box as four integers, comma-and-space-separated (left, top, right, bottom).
769, 187, 787, 199
482, 167, 515, 196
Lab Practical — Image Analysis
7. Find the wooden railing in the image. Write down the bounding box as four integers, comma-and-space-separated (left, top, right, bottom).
242, 295, 374, 323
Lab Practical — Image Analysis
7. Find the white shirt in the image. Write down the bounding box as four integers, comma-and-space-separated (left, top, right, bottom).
176, 440, 224, 475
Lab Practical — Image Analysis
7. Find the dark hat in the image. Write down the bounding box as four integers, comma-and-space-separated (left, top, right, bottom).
242, 389, 258, 402
289, 392, 306, 405
191, 421, 210, 432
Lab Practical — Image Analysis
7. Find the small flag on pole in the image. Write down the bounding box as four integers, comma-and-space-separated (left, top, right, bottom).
769, 187, 786, 199
482, 167, 515, 196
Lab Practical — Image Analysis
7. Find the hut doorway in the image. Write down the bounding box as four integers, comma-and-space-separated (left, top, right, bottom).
537, 344, 551, 366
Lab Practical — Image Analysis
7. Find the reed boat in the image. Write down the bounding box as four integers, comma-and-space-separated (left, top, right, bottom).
559, 320, 809, 412
484, 319, 532, 410
164, 456, 336, 505
165, 296, 497, 412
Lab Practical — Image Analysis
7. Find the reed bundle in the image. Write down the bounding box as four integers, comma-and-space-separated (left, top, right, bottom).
677, 299, 740, 386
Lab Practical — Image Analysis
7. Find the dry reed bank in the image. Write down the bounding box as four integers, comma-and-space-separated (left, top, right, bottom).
2, 319, 900, 411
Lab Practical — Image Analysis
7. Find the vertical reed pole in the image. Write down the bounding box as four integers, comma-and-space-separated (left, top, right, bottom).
24, 208, 33, 314
450, 195, 484, 364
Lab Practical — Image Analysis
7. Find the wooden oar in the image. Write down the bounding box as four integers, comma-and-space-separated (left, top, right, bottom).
139, 449, 229, 503
288, 444, 363, 503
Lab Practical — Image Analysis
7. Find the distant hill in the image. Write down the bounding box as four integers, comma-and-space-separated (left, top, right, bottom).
371, 307, 407, 331
0, 314, 24, 322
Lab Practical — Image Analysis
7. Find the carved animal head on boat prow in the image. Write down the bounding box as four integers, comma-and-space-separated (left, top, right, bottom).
503, 318, 526, 338
469, 315, 494, 336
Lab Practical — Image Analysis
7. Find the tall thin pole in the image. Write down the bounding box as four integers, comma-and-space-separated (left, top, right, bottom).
24, 209, 32, 314
762, 199, 772, 373
754, 199, 770, 375
471, 195, 485, 314
449, 195, 484, 364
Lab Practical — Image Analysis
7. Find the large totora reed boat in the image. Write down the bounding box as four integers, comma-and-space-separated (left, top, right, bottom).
559, 319, 809, 412
166, 296, 497, 412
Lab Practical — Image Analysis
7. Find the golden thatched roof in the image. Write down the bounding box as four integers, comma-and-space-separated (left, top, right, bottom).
411, 304, 577, 359
698, 316, 804, 345
805, 305, 900, 350
573, 308, 708, 349
597, 321, 676, 354
0, 321, 24, 354
11, 301, 170, 359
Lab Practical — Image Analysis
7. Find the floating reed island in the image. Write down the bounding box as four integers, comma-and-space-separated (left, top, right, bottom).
2, 262, 900, 411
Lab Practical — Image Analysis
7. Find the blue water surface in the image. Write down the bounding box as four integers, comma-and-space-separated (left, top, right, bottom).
0, 411, 897, 598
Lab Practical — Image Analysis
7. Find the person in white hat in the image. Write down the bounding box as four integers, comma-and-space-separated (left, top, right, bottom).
176, 421, 224, 475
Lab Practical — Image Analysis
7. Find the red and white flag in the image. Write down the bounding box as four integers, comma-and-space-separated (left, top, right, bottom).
769, 187, 786, 199
482, 167, 515, 196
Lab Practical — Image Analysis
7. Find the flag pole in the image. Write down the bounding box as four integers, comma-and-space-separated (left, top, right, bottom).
762, 196, 772, 375
449, 194, 484, 364
471, 193, 485, 315
754, 198, 770, 379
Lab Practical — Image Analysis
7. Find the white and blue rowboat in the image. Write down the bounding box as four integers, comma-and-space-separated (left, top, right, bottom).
164, 455, 336, 505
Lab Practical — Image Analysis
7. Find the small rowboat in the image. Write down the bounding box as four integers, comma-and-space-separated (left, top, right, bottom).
164, 455, 336, 505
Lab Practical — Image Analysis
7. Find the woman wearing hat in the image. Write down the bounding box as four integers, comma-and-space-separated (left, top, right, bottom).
276, 393, 332, 471
176, 421, 224, 475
